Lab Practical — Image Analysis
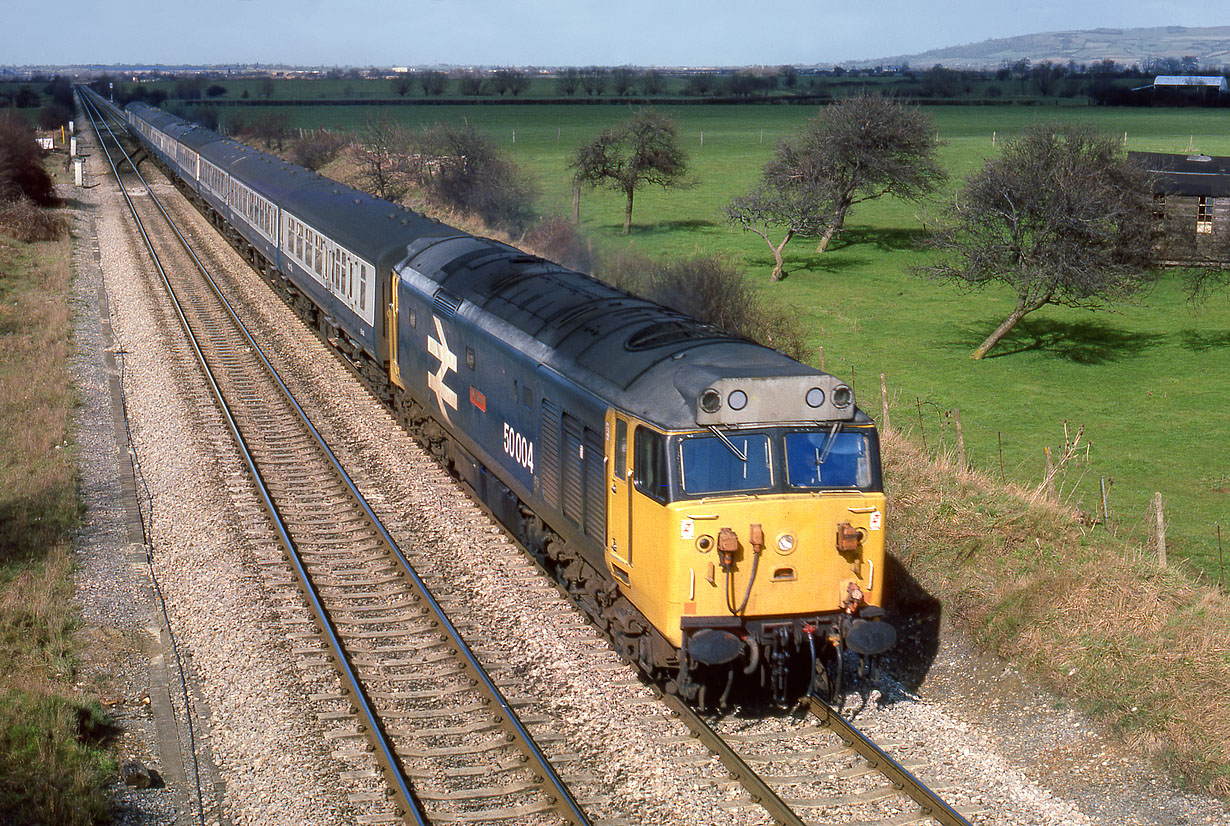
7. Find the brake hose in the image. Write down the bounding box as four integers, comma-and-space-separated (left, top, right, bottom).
725, 546, 761, 615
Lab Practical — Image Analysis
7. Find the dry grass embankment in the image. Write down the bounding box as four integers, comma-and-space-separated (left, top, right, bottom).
883, 427, 1230, 794
0, 216, 115, 822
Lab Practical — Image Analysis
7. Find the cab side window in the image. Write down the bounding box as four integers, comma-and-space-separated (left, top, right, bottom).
633, 427, 668, 504
614, 419, 627, 481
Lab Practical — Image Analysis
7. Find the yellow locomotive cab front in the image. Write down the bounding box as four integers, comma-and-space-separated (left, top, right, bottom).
605, 395, 895, 703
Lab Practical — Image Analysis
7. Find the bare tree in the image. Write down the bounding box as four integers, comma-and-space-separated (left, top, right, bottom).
569, 109, 690, 235
612, 67, 637, 97
919, 122, 1157, 360
778, 94, 945, 252
725, 183, 832, 281
419, 71, 447, 96
580, 67, 608, 96
641, 69, 665, 96
600, 252, 811, 361
556, 68, 582, 97
38, 103, 72, 130
457, 73, 485, 96
256, 76, 275, 100
684, 74, 715, 96
490, 69, 529, 97
408, 122, 538, 233
354, 115, 413, 202
245, 111, 291, 150
289, 128, 347, 171
391, 75, 414, 97
0, 112, 58, 206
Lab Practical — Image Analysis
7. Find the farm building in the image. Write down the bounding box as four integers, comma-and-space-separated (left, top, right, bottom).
1130, 150, 1230, 265
1146, 76, 1230, 93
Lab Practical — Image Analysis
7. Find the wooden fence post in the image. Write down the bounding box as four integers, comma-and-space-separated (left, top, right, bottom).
818, 346, 825, 371
953, 408, 966, 470
571, 182, 580, 224
1154, 492, 1166, 568
1043, 447, 1054, 501
879, 373, 890, 431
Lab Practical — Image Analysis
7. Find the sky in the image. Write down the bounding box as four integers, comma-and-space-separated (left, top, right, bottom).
2, 1, 1221, 67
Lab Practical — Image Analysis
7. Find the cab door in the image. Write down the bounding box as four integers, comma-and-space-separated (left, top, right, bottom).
386, 273, 403, 389
605, 411, 633, 588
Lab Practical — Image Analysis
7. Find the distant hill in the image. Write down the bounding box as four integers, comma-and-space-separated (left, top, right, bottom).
849, 26, 1230, 69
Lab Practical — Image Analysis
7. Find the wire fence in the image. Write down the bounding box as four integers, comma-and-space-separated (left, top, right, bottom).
862, 369, 1227, 592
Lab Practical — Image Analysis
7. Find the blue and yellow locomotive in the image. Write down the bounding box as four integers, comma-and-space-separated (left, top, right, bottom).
110, 92, 896, 705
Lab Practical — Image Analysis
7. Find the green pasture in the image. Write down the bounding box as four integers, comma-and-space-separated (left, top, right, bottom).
244, 102, 1230, 575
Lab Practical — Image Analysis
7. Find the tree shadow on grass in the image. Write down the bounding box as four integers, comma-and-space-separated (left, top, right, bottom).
621, 218, 720, 237
958, 316, 1166, 364
1179, 327, 1230, 351
743, 252, 870, 281
828, 226, 928, 253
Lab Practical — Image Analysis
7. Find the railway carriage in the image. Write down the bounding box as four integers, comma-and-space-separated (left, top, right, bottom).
114, 93, 896, 705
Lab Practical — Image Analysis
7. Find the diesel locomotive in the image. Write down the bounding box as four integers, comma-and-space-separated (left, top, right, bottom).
95, 89, 896, 705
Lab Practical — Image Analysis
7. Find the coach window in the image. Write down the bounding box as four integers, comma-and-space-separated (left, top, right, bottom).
633, 427, 668, 504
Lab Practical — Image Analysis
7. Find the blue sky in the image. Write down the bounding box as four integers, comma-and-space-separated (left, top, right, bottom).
2, 1, 1220, 67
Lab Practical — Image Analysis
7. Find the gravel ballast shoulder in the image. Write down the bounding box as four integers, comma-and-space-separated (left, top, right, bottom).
69, 111, 1230, 826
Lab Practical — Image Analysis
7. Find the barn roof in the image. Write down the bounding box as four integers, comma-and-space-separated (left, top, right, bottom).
1130, 151, 1230, 198
1152, 75, 1229, 91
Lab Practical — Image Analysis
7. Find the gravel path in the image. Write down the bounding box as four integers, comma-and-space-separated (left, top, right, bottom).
69, 112, 1230, 826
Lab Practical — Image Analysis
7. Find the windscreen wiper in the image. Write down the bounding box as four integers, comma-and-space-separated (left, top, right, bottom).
817, 422, 840, 465
707, 425, 747, 462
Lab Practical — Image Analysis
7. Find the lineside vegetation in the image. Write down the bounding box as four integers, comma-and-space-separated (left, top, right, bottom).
0, 143, 115, 820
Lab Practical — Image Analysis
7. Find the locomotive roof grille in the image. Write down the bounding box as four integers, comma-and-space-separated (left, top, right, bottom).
432, 289, 463, 319
625, 320, 730, 351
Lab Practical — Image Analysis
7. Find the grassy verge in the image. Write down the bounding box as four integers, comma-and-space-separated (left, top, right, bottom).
883, 426, 1230, 794
0, 218, 115, 822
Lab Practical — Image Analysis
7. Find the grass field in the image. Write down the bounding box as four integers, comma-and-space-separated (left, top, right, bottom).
243, 102, 1230, 576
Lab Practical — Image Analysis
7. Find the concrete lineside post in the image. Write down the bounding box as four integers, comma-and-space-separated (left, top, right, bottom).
1154, 492, 1166, 569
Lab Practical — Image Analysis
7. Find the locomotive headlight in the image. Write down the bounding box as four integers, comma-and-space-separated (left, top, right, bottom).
699, 388, 722, 414
831, 385, 853, 409
776, 533, 796, 554
696, 535, 714, 553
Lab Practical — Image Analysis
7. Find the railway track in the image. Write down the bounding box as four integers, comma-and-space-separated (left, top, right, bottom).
82, 91, 594, 826
82, 88, 987, 826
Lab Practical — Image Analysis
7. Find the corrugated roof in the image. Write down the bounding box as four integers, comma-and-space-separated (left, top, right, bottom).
1152, 75, 1229, 91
